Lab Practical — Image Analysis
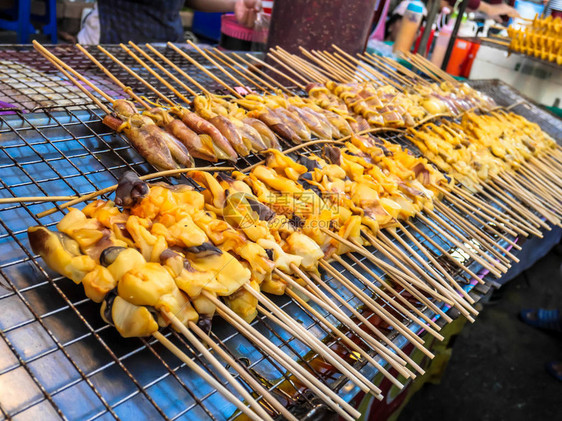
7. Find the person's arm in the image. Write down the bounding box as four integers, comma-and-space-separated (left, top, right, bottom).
477, 1, 520, 21
186, 0, 262, 27
185, 0, 236, 13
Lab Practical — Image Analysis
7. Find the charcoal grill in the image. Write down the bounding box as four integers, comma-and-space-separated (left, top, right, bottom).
0, 44, 554, 420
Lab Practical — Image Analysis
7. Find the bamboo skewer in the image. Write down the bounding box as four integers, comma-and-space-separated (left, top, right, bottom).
318, 260, 429, 348
0, 196, 78, 204
229, 51, 298, 93
253, 52, 309, 88
435, 202, 517, 265
472, 185, 544, 234
206, 291, 362, 421
345, 252, 452, 323
271, 48, 328, 83
372, 232, 476, 322
153, 332, 263, 421
187, 40, 250, 95
265, 51, 323, 84
75, 44, 151, 109
35, 166, 233, 218
128, 42, 198, 98
417, 213, 503, 277
425, 209, 510, 273
386, 228, 479, 309
404, 220, 484, 284
481, 182, 550, 230
33, 41, 112, 113
304, 270, 424, 376
168, 42, 242, 98
205, 48, 272, 94
276, 267, 413, 373
286, 289, 405, 389
162, 311, 274, 421
99, 45, 175, 106
450, 185, 541, 237
249, 288, 382, 397
188, 322, 298, 421
333, 254, 442, 331
331, 255, 444, 340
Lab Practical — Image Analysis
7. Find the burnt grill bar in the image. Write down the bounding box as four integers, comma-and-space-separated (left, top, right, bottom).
0, 45, 553, 420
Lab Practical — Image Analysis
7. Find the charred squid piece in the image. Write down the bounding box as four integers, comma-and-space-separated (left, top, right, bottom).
115, 171, 149, 208
99, 246, 128, 267
171, 107, 238, 161
209, 115, 250, 156
145, 108, 218, 162
113, 99, 140, 119
28, 226, 97, 284
121, 115, 179, 171
288, 105, 333, 139
298, 155, 322, 171
101, 290, 159, 338
236, 121, 268, 152
242, 117, 280, 150
322, 145, 343, 166
184, 242, 223, 258
248, 109, 301, 144
273, 108, 311, 141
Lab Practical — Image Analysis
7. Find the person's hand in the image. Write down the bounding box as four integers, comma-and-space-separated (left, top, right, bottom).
481, 2, 520, 22
235, 0, 262, 28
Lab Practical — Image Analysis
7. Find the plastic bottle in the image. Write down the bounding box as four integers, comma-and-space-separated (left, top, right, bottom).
430, 16, 454, 68
393, 1, 425, 54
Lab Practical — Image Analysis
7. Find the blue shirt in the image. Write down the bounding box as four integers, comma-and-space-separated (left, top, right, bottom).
98, 0, 185, 44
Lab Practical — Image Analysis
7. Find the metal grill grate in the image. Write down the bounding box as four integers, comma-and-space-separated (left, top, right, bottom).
0, 46, 550, 420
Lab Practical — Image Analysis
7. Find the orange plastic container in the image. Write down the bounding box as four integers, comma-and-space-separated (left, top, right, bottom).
445, 38, 474, 76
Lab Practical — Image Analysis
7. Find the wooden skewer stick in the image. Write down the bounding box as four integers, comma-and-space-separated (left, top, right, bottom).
153, 332, 263, 421
318, 260, 429, 347
523, 159, 562, 192
409, 53, 457, 84
493, 174, 561, 225
285, 288, 405, 389
36, 166, 234, 218
417, 213, 503, 278
345, 252, 451, 324
372, 232, 476, 322
97, 45, 175, 106
270, 48, 328, 83
326, 51, 374, 83
205, 48, 272, 94
358, 53, 413, 86
277, 47, 336, 80
32, 41, 112, 113
278, 267, 412, 372
145, 44, 211, 96
251, 52, 309, 88
305, 269, 425, 375
128, 42, 198, 98
75, 44, 151, 109
331, 254, 444, 340
188, 321, 298, 421
344, 230, 455, 306
0, 196, 78, 204
300, 48, 349, 82
386, 228, 479, 309
228, 51, 297, 93
404, 219, 485, 284
266, 50, 329, 83
368, 52, 429, 85
300, 269, 418, 375
425, 209, 511, 273
249, 289, 381, 396
509, 172, 562, 217
254, 51, 321, 86
168, 42, 242, 98
517, 165, 562, 198
435, 202, 517, 266
472, 185, 544, 234
481, 182, 550, 231
118, 43, 191, 104
450, 184, 541, 237
314, 49, 360, 82
187, 40, 251, 95
205, 292, 361, 421
162, 311, 274, 421
438, 191, 524, 246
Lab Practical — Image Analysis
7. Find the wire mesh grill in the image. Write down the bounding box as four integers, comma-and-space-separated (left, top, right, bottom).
0, 45, 551, 420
